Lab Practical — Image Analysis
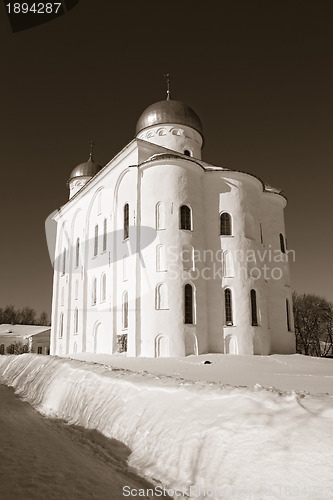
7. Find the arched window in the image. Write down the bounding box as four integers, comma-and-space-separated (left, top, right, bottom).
59, 312, 64, 338
286, 298, 291, 331
101, 273, 106, 302
123, 255, 128, 281
92, 277, 97, 305
180, 205, 192, 230
94, 225, 98, 256
156, 245, 166, 272
156, 202, 166, 230
224, 288, 233, 325
250, 289, 258, 326
182, 245, 194, 271
98, 192, 102, 215
223, 251, 234, 277
122, 291, 128, 329
75, 238, 80, 268
220, 213, 232, 236
184, 150, 191, 157
103, 218, 107, 251
280, 233, 286, 253
155, 283, 168, 310
124, 203, 129, 240
74, 308, 78, 333
62, 248, 66, 275
184, 283, 194, 324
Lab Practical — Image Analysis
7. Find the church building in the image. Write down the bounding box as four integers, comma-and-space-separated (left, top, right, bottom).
50, 91, 296, 357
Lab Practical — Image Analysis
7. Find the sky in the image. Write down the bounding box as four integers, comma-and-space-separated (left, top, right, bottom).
1, 0, 332, 318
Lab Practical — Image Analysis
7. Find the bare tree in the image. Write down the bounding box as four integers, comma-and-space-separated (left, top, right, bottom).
293, 292, 333, 356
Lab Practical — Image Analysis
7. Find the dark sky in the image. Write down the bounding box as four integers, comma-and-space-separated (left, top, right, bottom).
1, 0, 332, 317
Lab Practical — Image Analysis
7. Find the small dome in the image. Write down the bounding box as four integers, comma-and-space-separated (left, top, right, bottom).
69, 155, 102, 181
136, 99, 203, 137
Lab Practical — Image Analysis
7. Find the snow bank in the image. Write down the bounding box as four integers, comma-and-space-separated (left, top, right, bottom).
1, 354, 333, 499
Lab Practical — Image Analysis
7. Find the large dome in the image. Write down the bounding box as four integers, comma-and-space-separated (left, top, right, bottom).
69, 155, 102, 181
136, 99, 203, 137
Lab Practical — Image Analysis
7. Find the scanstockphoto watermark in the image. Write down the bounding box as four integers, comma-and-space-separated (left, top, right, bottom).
122, 483, 332, 498
167, 245, 295, 282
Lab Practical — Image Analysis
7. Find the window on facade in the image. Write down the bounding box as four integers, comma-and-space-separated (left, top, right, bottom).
61, 287, 64, 306
124, 203, 129, 240
123, 255, 128, 281
156, 202, 166, 230
182, 245, 194, 271
0, 344, 5, 355
37, 346, 42, 354
92, 277, 97, 305
250, 289, 258, 326
103, 218, 107, 252
180, 205, 192, 230
156, 245, 167, 272
59, 313, 64, 338
123, 291, 128, 329
223, 251, 234, 277
280, 233, 286, 253
62, 249, 66, 275
224, 288, 233, 325
74, 308, 78, 333
259, 223, 263, 244
75, 238, 80, 268
220, 213, 232, 236
184, 283, 194, 324
156, 283, 168, 310
286, 299, 291, 331
184, 150, 191, 156
101, 274, 106, 302
94, 225, 98, 256
75, 280, 79, 300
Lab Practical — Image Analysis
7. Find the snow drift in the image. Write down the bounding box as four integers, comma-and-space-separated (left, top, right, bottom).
1, 354, 333, 499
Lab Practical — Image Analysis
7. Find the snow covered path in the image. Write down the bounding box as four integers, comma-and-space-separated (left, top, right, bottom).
1, 354, 333, 499
0, 384, 163, 500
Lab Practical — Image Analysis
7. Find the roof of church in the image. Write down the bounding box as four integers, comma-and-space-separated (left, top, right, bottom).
69, 155, 102, 181
136, 99, 204, 138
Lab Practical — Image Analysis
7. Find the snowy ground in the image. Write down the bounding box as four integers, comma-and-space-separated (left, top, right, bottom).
1, 353, 333, 500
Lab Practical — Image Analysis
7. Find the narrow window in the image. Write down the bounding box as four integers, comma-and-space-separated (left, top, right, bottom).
224, 288, 233, 325
74, 308, 78, 333
184, 284, 193, 324
75, 280, 79, 300
92, 277, 97, 305
223, 251, 234, 277
156, 202, 166, 230
61, 286, 64, 306
156, 245, 166, 272
280, 233, 285, 253
98, 192, 102, 215
73, 342, 77, 354
259, 223, 263, 244
75, 238, 80, 268
94, 225, 98, 256
123, 291, 128, 329
62, 249, 66, 275
182, 245, 194, 271
103, 218, 107, 251
124, 203, 129, 240
37, 346, 42, 354
250, 289, 258, 326
286, 298, 291, 331
180, 205, 192, 230
101, 273, 106, 302
0, 344, 4, 355
59, 312, 64, 338
155, 283, 168, 310
220, 213, 232, 236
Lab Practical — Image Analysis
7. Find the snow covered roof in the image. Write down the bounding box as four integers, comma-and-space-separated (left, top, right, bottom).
0, 324, 50, 339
